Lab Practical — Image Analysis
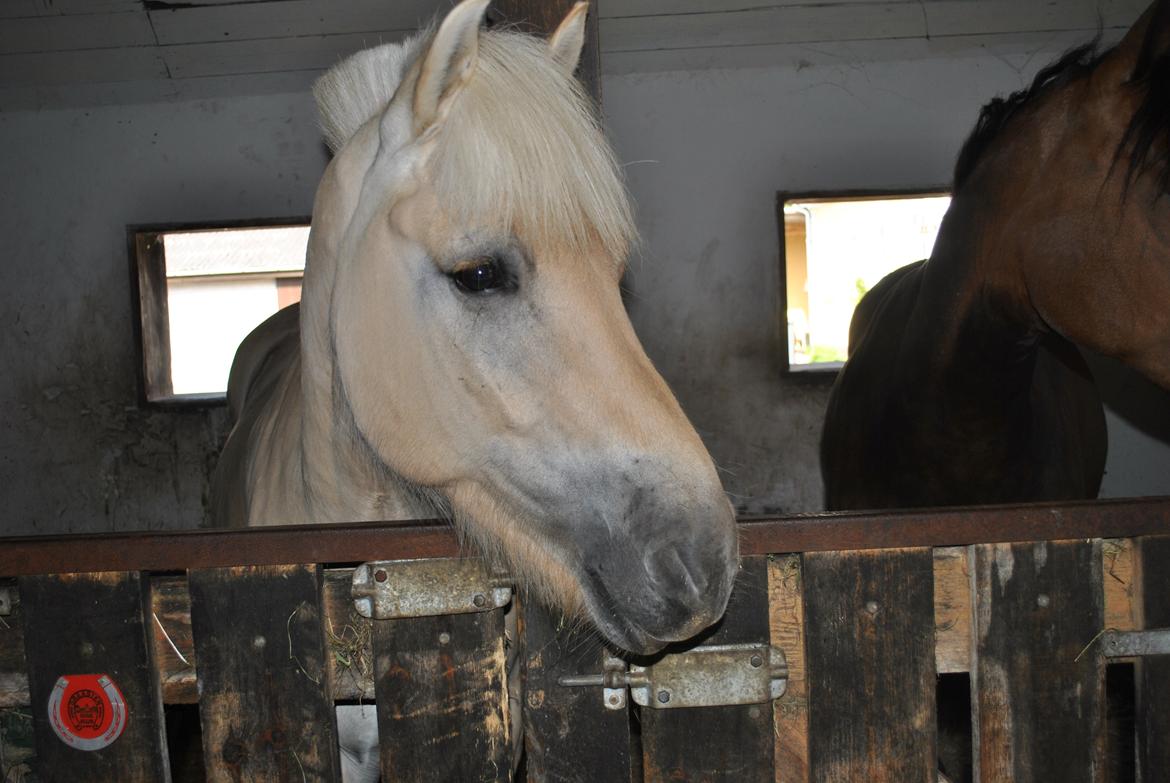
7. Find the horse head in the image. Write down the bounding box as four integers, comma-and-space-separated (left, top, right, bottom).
939, 0, 1170, 391
301, 0, 738, 654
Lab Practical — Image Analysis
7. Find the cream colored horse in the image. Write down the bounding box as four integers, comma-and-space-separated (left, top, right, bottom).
212, 2, 738, 776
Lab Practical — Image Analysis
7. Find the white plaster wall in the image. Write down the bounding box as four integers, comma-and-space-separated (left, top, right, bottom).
1, 47, 1167, 535
0, 93, 328, 534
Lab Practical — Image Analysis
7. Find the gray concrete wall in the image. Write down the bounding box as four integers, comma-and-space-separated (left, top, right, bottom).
1, 49, 1167, 535
0, 94, 327, 534
603, 55, 1170, 513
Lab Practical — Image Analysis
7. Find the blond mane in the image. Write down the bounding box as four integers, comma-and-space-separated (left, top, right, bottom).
313, 27, 636, 262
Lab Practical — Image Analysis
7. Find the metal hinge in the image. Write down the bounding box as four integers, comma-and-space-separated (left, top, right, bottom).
1101, 628, 1170, 658
559, 642, 788, 710
352, 558, 512, 619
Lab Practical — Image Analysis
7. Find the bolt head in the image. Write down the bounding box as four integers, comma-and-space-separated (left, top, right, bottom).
439, 631, 451, 645
750, 654, 764, 668
374, 569, 388, 583
473, 593, 487, 608
657, 690, 671, 704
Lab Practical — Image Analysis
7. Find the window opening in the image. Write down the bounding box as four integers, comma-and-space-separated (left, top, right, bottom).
780, 192, 950, 372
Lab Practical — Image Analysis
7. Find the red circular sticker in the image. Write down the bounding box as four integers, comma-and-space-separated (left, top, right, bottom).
48, 674, 127, 751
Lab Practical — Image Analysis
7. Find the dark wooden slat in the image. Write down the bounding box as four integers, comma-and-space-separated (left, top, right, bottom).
973, 541, 1105, 782
0, 581, 28, 712
373, 608, 511, 782
3, 498, 1169, 577
641, 556, 774, 783
133, 231, 173, 403
189, 564, 340, 782
521, 599, 633, 783
1138, 535, 1170, 782
0, 518, 461, 577
19, 571, 170, 781
803, 548, 936, 783
490, 0, 601, 102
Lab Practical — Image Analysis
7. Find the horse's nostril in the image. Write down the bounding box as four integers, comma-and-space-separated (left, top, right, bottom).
644, 545, 709, 601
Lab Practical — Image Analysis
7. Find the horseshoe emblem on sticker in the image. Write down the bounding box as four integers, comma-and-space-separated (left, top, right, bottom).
48, 674, 127, 751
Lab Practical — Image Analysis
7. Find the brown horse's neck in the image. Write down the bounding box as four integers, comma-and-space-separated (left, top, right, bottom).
899, 195, 1043, 403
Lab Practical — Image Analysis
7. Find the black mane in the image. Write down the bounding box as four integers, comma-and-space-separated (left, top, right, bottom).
955, 5, 1170, 196
953, 42, 1103, 191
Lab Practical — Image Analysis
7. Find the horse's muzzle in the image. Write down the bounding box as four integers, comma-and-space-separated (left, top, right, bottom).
580, 510, 739, 655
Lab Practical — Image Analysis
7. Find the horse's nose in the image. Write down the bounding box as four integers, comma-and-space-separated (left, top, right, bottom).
644, 544, 712, 604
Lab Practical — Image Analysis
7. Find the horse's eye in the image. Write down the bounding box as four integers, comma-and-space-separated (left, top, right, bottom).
451, 257, 506, 293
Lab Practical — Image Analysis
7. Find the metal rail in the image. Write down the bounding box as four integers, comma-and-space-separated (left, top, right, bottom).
0, 496, 1167, 577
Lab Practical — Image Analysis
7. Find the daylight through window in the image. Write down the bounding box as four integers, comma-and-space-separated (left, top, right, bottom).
781, 193, 951, 371
134, 223, 309, 403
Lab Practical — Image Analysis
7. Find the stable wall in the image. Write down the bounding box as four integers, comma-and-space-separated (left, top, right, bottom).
1, 48, 1167, 535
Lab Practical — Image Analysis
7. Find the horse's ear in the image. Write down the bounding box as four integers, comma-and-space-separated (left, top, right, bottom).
1115, 0, 1170, 76
413, 0, 490, 139
548, 2, 589, 76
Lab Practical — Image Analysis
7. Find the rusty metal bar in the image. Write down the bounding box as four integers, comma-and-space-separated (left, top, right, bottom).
0, 497, 1167, 577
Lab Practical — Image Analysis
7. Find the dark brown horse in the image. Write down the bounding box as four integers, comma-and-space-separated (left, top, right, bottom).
822, 1, 1170, 512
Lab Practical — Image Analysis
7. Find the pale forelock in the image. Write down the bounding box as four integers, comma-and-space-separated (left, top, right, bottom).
313, 26, 637, 264
434, 30, 637, 263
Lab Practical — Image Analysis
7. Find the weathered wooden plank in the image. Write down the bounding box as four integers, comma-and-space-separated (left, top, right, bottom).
602, 28, 1125, 76
0, 581, 28, 712
1103, 538, 1139, 633
373, 608, 510, 782
769, 554, 808, 783
641, 556, 775, 783
935, 546, 971, 675
804, 548, 936, 783
188, 564, 340, 782
924, 0, 1100, 37
601, 4, 925, 53
149, 0, 435, 46
134, 232, 174, 403
601, 0, 921, 15
160, 30, 412, 80
0, 47, 167, 88
973, 541, 1105, 782
0, 0, 139, 16
0, 11, 154, 55
1138, 535, 1170, 782
150, 574, 196, 704
19, 571, 170, 781
521, 599, 633, 783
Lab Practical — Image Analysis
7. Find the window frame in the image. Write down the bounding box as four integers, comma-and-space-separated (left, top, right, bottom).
776, 187, 950, 378
129, 217, 311, 408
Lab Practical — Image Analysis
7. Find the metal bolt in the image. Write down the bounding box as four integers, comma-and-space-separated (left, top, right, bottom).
657, 690, 671, 704
749, 706, 762, 719
253, 635, 266, 650
749, 654, 764, 668
374, 569, 388, 583
439, 631, 451, 645
472, 593, 487, 608
1037, 594, 1050, 608
607, 694, 621, 707
865, 600, 880, 615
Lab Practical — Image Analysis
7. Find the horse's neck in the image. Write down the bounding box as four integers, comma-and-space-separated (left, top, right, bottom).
291, 277, 435, 525
902, 205, 1042, 402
